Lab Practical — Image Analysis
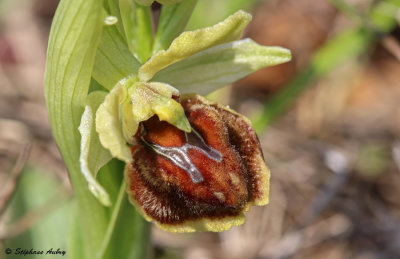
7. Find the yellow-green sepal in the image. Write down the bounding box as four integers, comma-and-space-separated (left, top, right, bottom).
138, 10, 252, 81
153, 39, 292, 95
79, 91, 112, 206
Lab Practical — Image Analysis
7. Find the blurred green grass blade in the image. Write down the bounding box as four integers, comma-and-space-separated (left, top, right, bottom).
253, 29, 372, 133
252, 67, 315, 133
369, 0, 400, 30
68, 202, 85, 259
186, 0, 258, 30
252, 0, 400, 134
153, 0, 198, 53
312, 29, 371, 75
326, 0, 364, 22
5, 168, 71, 259
93, 25, 141, 90
119, 0, 153, 63
44, 0, 109, 258
328, 0, 400, 31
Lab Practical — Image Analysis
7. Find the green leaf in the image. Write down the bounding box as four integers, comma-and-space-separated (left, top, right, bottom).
79, 91, 112, 206
139, 10, 252, 81
134, 0, 153, 5
153, 0, 198, 53
68, 202, 85, 259
105, 0, 126, 39
93, 25, 141, 90
44, 0, 109, 257
153, 38, 291, 95
119, 0, 153, 63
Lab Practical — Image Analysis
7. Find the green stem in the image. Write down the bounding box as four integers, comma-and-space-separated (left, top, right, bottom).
119, 0, 153, 63
98, 180, 151, 259
97, 182, 126, 258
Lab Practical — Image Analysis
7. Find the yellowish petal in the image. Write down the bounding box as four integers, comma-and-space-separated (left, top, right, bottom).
122, 82, 191, 140
96, 79, 190, 162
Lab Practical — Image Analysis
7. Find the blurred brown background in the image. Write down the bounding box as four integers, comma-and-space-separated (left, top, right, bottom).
1, 0, 400, 258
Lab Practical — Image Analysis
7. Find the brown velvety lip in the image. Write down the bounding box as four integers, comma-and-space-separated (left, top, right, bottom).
125, 94, 270, 232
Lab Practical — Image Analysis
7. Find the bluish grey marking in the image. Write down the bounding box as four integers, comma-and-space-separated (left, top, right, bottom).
142, 129, 222, 183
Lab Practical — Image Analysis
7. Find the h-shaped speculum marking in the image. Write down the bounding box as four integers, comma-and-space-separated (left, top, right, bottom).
141, 128, 222, 183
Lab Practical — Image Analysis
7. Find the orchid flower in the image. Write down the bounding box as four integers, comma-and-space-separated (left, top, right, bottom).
46, 0, 291, 233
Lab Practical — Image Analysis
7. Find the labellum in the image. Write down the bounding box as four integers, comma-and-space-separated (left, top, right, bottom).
125, 94, 270, 232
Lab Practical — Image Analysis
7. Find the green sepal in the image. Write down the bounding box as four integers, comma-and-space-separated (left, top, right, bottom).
93, 25, 141, 90
153, 38, 292, 95
79, 91, 112, 206
139, 10, 252, 81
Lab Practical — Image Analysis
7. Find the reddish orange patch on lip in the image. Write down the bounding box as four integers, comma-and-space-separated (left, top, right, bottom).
125, 94, 270, 232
